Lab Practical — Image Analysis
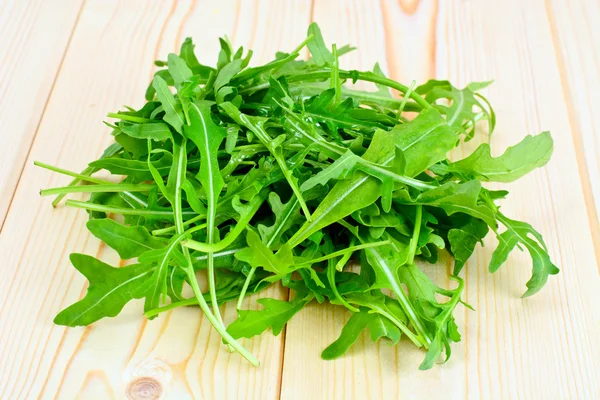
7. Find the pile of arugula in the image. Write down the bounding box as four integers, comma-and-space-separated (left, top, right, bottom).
37, 23, 558, 369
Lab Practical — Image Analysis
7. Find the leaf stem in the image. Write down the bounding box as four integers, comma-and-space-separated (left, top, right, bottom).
396, 80, 416, 120
331, 44, 341, 105
107, 112, 154, 123
183, 264, 259, 365
408, 205, 423, 265
236, 267, 256, 309
41, 183, 155, 196
65, 199, 197, 218
34, 161, 112, 185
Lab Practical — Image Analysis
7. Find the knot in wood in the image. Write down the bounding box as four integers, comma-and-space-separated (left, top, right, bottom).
125, 377, 164, 400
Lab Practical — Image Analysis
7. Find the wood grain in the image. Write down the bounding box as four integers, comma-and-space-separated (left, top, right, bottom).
0, 0, 83, 225
0, 0, 598, 399
544, 0, 600, 262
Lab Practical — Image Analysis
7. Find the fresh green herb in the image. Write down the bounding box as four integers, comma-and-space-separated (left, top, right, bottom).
38, 23, 558, 369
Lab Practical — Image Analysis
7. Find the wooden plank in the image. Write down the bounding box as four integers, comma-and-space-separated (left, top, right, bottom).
280, 1, 600, 399
0, 1, 309, 399
544, 0, 600, 260
0, 0, 83, 225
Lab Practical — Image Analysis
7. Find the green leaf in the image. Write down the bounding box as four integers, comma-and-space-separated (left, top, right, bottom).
395, 181, 497, 228
86, 218, 166, 259
442, 132, 553, 182
179, 37, 215, 79
417, 79, 495, 138
152, 75, 185, 134
448, 216, 489, 274
234, 229, 294, 276
54, 254, 153, 326
185, 100, 227, 252
490, 213, 559, 297
345, 292, 409, 332
368, 314, 401, 345
305, 91, 389, 134
257, 192, 302, 249
134, 234, 187, 314
168, 53, 193, 90
300, 150, 358, 191
120, 122, 172, 141
390, 107, 459, 177
228, 294, 312, 338
306, 23, 333, 66
321, 309, 374, 360
214, 59, 244, 91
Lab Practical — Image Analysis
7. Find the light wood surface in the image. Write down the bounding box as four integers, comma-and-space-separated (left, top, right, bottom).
0, 1, 598, 399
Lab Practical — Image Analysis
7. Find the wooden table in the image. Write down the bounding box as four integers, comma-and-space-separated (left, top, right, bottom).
1, 1, 599, 399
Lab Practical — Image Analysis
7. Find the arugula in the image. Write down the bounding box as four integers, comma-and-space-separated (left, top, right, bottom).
54, 254, 154, 326
38, 23, 559, 370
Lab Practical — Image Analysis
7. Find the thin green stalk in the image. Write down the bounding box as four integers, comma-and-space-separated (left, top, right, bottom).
170, 137, 233, 351
51, 166, 94, 206
107, 112, 154, 123
331, 44, 341, 105
291, 33, 315, 55
396, 80, 416, 120
152, 213, 206, 236
408, 205, 423, 265
183, 263, 259, 365
65, 199, 197, 218
34, 161, 112, 185
236, 267, 256, 309
41, 183, 155, 196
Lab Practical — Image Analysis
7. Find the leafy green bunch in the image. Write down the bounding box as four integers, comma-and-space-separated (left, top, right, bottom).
38, 23, 558, 369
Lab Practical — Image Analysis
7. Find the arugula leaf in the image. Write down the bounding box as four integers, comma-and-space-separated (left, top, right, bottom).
168, 53, 193, 90
235, 229, 294, 276
447, 216, 489, 274
228, 292, 313, 338
120, 122, 172, 141
368, 314, 401, 345
133, 233, 187, 314
417, 79, 495, 139
491, 213, 559, 297
152, 75, 185, 134
391, 107, 458, 178
54, 254, 153, 326
438, 132, 553, 182
395, 181, 497, 228
306, 22, 333, 66
257, 192, 302, 249
321, 308, 374, 360
86, 218, 166, 259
